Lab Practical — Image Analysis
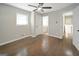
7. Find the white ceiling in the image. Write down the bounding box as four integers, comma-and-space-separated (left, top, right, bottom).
7, 3, 72, 13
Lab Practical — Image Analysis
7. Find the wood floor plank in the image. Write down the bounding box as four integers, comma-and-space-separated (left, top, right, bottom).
0, 34, 79, 56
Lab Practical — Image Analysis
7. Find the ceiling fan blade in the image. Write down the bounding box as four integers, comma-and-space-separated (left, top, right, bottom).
42, 7, 52, 9
33, 9, 38, 12
38, 3, 44, 7
28, 5, 37, 8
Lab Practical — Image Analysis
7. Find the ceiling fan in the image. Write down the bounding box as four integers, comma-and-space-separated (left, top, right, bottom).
28, 3, 52, 12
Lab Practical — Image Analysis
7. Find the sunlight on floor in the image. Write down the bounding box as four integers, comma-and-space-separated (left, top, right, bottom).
42, 35, 49, 52
65, 49, 73, 56
16, 48, 28, 56
65, 25, 73, 38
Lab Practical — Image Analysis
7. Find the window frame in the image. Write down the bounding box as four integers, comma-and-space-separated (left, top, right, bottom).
16, 13, 28, 26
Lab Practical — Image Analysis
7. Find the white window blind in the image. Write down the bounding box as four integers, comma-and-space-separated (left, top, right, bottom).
43, 16, 48, 26
16, 13, 28, 25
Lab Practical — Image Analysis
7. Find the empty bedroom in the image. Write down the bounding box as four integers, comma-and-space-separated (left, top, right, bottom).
0, 3, 79, 56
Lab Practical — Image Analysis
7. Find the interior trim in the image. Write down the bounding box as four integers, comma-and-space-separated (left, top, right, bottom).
73, 41, 79, 51
0, 35, 31, 46
48, 34, 63, 39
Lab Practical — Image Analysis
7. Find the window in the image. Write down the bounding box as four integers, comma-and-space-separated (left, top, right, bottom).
16, 13, 28, 25
43, 16, 48, 26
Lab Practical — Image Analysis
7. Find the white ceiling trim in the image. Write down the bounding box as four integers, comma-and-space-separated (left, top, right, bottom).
7, 3, 72, 13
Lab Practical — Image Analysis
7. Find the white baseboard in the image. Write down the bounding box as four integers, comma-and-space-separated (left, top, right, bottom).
32, 35, 37, 37
73, 41, 79, 51
0, 34, 62, 46
31, 34, 41, 38
0, 35, 31, 46
48, 34, 63, 39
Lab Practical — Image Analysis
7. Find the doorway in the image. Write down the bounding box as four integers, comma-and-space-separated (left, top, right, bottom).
64, 16, 73, 39
63, 12, 73, 39
42, 16, 48, 35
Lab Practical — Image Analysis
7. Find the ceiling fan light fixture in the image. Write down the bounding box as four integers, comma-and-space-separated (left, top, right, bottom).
38, 7, 42, 10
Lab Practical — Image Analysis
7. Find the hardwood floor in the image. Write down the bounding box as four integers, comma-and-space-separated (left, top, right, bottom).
0, 34, 79, 56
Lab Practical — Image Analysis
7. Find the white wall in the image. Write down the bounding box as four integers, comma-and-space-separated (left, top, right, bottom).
0, 4, 31, 45
47, 3, 79, 39
47, 3, 79, 51
48, 11, 63, 39
34, 13, 42, 36
31, 12, 42, 37
73, 6, 79, 51
31, 12, 35, 37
